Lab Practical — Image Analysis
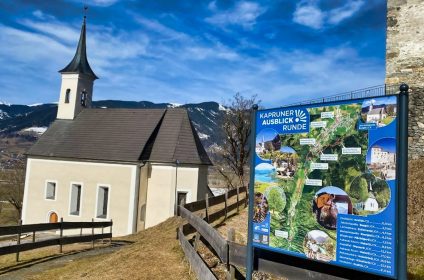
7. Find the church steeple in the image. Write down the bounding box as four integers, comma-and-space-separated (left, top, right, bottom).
59, 16, 98, 79
57, 13, 97, 120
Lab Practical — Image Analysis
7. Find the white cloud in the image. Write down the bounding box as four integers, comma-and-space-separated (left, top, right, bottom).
293, 2, 324, 29
66, 0, 121, 7
19, 19, 81, 43
205, 1, 266, 30
32, 10, 56, 21
328, 1, 365, 25
293, 0, 364, 30
134, 16, 189, 42
0, 8, 383, 107
208, 1, 217, 12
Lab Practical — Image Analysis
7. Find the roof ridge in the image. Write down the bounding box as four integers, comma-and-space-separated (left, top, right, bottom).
138, 110, 167, 161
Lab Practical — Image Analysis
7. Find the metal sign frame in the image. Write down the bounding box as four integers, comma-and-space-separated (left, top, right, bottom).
246, 85, 408, 280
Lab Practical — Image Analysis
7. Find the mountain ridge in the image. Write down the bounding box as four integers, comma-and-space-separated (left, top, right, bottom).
0, 100, 226, 151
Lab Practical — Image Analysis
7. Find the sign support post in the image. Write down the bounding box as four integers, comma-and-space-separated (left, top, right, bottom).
246, 104, 258, 280
397, 83, 409, 280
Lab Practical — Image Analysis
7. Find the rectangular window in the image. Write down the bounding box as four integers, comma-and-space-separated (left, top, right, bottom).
45, 181, 56, 200
70, 184, 82, 215
96, 186, 109, 219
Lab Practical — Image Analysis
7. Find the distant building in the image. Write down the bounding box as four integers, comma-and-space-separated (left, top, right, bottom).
370, 146, 396, 165
364, 193, 379, 212
22, 16, 212, 236
366, 104, 387, 123
256, 136, 266, 154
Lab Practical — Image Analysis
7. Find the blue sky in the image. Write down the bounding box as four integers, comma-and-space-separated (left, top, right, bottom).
362, 95, 397, 108
256, 128, 278, 143
0, 0, 387, 106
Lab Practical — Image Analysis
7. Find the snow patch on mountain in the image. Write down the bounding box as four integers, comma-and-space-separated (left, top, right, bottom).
198, 132, 210, 140
0, 110, 10, 120
168, 103, 182, 108
23, 127, 48, 134
218, 104, 229, 112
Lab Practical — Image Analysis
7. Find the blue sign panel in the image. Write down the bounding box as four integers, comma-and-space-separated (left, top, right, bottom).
251, 96, 398, 278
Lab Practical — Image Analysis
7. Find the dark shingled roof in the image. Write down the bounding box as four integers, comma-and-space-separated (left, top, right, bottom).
59, 17, 98, 79
140, 109, 212, 165
28, 108, 212, 165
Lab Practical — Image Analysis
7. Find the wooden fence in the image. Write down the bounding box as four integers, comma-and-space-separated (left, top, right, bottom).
178, 186, 248, 280
0, 218, 112, 261
178, 188, 346, 280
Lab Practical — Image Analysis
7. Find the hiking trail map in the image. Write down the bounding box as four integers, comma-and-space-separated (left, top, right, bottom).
252, 95, 398, 278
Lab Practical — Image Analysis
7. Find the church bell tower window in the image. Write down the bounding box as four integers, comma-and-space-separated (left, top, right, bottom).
65, 89, 71, 103
81, 90, 87, 107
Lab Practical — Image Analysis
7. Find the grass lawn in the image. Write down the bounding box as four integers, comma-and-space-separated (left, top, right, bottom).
23, 217, 195, 280
0, 202, 18, 226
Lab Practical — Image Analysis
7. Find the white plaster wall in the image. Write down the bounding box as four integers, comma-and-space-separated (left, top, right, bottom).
144, 163, 201, 229
57, 73, 94, 120
22, 158, 137, 236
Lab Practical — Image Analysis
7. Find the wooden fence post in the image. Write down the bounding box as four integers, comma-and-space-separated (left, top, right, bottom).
59, 217, 63, 253
224, 191, 228, 221
16, 219, 22, 262
205, 193, 209, 223
244, 186, 248, 208
110, 219, 113, 244
226, 228, 235, 280
32, 231, 35, 243
193, 213, 203, 252
236, 187, 240, 213
92, 218, 95, 249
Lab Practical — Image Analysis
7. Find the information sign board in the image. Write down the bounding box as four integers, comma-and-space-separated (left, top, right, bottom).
251, 95, 399, 278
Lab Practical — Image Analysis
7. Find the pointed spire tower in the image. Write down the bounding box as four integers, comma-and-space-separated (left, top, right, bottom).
57, 10, 98, 120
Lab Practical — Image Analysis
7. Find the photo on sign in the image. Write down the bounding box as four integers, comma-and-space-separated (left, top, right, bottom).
272, 146, 298, 179
361, 96, 397, 128
366, 137, 396, 180
312, 186, 353, 230
265, 186, 287, 217
253, 192, 269, 223
348, 173, 391, 215
255, 163, 276, 184
255, 128, 281, 160
303, 230, 335, 262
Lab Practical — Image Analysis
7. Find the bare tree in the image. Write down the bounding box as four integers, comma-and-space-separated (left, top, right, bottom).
215, 93, 259, 189
0, 158, 26, 220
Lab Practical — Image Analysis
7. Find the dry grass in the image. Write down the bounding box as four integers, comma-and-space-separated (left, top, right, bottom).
0, 217, 195, 280
28, 217, 194, 280
0, 203, 18, 226
408, 159, 424, 279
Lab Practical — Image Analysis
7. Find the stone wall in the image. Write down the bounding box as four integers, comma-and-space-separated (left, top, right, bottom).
386, 0, 424, 159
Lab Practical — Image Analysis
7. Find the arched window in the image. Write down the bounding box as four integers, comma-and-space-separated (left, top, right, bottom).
65, 89, 71, 103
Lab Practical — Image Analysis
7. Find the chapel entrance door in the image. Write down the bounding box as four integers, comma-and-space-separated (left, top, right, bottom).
49, 212, 58, 223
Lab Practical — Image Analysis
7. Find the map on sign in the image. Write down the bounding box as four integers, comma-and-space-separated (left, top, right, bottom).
252, 96, 397, 278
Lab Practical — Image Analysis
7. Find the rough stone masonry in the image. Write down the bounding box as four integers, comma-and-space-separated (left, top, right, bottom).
386, 0, 424, 159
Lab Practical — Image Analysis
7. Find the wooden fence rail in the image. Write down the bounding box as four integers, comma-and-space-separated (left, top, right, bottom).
0, 219, 112, 261
178, 186, 248, 280
178, 187, 346, 280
